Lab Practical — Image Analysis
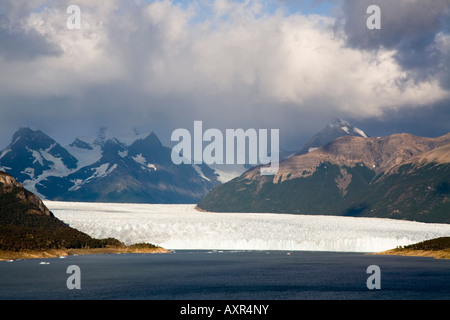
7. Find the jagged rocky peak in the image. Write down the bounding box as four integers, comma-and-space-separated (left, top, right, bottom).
11, 127, 55, 148
0, 127, 78, 182
69, 138, 94, 150
128, 132, 163, 153
1, 127, 221, 204
94, 126, 108, 147
100, 137, 128, 159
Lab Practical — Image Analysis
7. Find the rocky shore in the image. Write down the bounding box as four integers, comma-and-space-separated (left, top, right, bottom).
373, 237, 450, 260
374, 248, 450, 260
0, 244, 169, 261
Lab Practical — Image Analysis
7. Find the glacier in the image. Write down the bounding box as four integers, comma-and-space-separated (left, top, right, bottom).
46, 201, 450, 253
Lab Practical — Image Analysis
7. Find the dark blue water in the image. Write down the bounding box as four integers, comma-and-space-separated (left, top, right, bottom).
1, 250, 449, 300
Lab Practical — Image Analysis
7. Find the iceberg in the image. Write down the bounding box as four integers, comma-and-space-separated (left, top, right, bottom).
46, 201, 450, 253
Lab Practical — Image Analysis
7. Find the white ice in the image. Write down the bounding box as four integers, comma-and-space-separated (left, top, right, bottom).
46, 201, 450, 253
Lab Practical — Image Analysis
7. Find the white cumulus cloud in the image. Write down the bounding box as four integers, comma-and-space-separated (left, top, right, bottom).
0, 0, 448, 148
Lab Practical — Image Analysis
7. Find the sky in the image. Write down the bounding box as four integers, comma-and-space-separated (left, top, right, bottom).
0, 0, 449, 152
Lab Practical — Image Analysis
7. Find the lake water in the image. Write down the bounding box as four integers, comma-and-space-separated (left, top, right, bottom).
1, 250, 449, 300
2, 201, 449, 312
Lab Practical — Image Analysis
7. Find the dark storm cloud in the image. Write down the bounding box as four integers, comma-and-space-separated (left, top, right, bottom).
0, 0, 448, 153
337, 0, 450, 87
0, 24, 62, 61
350, 98, 450, 139
339, 0, 449, 49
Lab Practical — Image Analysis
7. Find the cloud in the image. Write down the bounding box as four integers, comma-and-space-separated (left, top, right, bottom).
337, 0, 450, 88
0, 0, 448, 150
0, 23, 61, 61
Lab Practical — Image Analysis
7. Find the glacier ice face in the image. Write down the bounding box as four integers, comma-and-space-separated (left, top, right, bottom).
46, 201, 450, 252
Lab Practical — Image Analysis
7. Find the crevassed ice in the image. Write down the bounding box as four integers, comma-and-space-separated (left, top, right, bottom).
46, 201, 450, 252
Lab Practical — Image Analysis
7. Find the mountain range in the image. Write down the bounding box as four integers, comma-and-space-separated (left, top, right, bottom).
0, 127, 221, 203
0, 119, 365, 204
2, 120, 449, 223
198, 131, 450, 223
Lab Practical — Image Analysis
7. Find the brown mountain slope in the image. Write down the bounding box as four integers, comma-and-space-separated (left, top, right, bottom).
0, 170, 123, 253
198, 132, 450, 223
258, 132, 450, 184
0, 171, 51, 216
0, 171, 168, 259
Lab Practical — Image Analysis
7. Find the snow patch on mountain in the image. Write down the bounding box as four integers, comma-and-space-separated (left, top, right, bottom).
208, 163, 248, 183
118, 150, 128, 158
21, 167, 35, 179
0, 148, 11, 159
193, 164, 210, 181
40, 149, 73, 175
132, 154, 146, 166
68, 163, 118, 191
90, 163, 117, 180
354, 127, 368, 138
66, 142, 102, 169
28, 148, 44, 166
132, 153, 157, 171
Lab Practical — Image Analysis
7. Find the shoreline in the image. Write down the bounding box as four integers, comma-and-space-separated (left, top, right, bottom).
3, 247, 450, 261
372, 248, 450, 260
0, 246, 170, 261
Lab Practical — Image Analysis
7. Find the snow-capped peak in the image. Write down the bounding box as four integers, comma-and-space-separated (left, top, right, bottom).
329, 118, 368, 138
329, 118, 351, 128
296, 118, 369, 155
